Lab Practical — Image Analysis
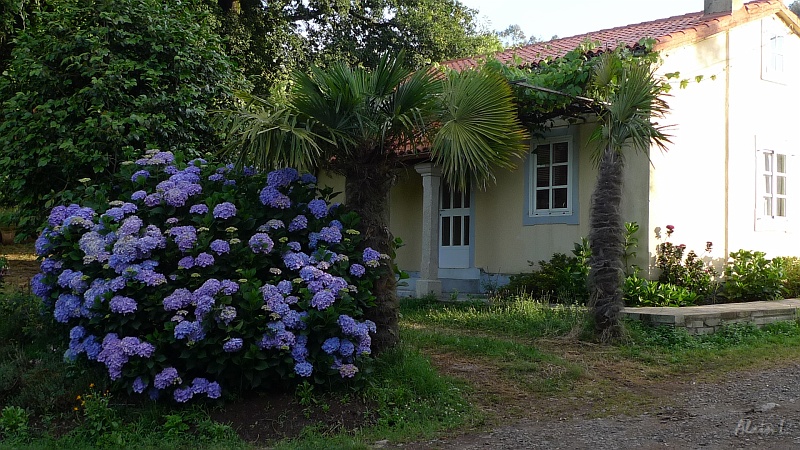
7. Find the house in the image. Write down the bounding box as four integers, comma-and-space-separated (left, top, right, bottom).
322, 0, 800, 297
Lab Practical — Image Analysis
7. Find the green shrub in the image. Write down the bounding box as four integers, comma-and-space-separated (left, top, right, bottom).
0, 405, 29, 442
33, 152, 383, 403
501, 239, 590, 304
722, 250, 785, 301
654, 231, 716, 299
623, 271, 700, 307
0, 0, 247, 237
782, 256, 800, 298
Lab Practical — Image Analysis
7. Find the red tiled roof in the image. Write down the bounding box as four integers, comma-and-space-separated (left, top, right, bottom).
444, 0, 796, 71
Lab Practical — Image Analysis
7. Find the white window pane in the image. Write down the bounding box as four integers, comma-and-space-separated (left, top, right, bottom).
535, 146, 550, 166
765, 154, 772, 172
778, 198, 787, 217
778, 154, 786, 173
778, 176, 786, 195
765, 197, 773, 216
536, 167, 550, 187
765, 175, 773, 194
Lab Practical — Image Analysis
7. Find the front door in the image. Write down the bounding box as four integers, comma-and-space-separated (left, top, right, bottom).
439, 183, 471, 269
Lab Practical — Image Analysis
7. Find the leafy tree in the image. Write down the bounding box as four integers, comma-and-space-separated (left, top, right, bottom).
220, 53, 528, 351
585, 51, 670, 340
0, 0, 247, 236
207, 0, 502, 95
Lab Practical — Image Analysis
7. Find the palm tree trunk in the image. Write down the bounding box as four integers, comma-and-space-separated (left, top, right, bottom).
344, 165, 398, 354
588, 146, 625, 341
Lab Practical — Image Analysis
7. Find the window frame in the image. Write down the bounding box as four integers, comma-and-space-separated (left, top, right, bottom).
523, 132, 579, 226
762, 18, 786, 84
755, 137, 792, 231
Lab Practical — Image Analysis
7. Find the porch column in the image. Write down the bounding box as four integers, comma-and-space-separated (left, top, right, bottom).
414, 162, 442, 297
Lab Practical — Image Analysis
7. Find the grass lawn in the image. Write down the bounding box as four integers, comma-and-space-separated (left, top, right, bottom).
4, 243, 800, 448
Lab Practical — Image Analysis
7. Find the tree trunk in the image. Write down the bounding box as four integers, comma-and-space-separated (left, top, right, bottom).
344, 165, 399, 354
588, 146, 626, 341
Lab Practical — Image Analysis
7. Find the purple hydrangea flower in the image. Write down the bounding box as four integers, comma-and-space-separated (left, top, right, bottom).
209, 239, 230, 255
267, 168, 299, 188
248, 233, 274, 254
213, 202, 237, 219
311, 290, 336, 310
219, 306, 237, 325
169, 226, 197, 252
131, 170, 150, 182
154, 367, 180, 389
363, 248, 380, 263
259, 187, 291, 208
318, 226, 342, 244
220, 279, 239, 295
223, 338, 243, 352
178, 256, 194, 269
174, 320, 205, 342
164, 288, 193, 311
339, 364, 359, 378
349, 264, 366, 277
174, 387, 193, 403
131, 190, 147, 201
294, 362, 313, 377
54, 294, 82, 323
189, 204, 209, 215
195, 252, 214, 267
288, 215, 308, 231
308, 199, 328, 219
109, 295, 137, 314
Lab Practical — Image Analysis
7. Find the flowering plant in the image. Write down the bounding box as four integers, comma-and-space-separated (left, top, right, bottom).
32, 151, 382, 402
0, 256, 8, 285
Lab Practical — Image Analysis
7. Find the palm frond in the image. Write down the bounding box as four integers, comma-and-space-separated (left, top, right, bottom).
432, 69, 529, 191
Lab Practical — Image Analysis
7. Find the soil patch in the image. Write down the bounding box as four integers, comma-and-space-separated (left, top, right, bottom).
209, 390, 376, 445
1, 243, 39, 291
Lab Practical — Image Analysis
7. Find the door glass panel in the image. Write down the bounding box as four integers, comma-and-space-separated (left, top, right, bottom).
453, 215, 462, 246
777, 176, 786, 195
442, 186, 451, 210
765, 154, 772, 172
765, 197, 773, 216
464, 216, 470, 245
464, 189, 470, 208
765, 175, 772, 194
778, 154, 786, 173
778, 198, 787, 217
453, 191, 462, 209
441, 217, 450, 246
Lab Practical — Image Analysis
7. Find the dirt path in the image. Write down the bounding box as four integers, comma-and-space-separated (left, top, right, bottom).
406, 362, 800, 449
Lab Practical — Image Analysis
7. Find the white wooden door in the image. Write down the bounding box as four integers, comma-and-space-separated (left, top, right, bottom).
439, 183, 471, 269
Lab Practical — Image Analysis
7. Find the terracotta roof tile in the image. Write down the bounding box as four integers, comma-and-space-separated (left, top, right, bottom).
443, 0, 793, 70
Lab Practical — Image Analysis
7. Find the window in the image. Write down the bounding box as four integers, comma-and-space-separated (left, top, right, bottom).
523, 133, 579, 226
530, 139, 572, 216
762, 19, 785, 83
759, 150, 788, 219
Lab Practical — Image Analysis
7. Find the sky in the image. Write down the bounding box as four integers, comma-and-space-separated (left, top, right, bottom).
458, 0, 795, 43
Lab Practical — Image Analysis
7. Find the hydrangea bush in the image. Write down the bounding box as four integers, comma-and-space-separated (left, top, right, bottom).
32, 150, 383, 402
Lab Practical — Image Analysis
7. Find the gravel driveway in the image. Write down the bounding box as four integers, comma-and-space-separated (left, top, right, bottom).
406, 363, 800, 449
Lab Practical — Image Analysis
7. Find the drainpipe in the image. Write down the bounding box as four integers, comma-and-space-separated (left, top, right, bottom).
724, 29, 731, 262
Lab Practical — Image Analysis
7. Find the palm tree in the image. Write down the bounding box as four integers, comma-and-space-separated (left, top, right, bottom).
221, 52, 528, 352
586, 52, 671, 340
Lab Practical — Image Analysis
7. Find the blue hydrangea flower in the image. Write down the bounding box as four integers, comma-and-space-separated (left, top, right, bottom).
288, 215, 308, 231
259, 186, 291, 209
350, 264, 366, 277
174, 320, 205, 343
209, 239, 230, 255
318, 226, 342, 244
213, 202, 237, 219
267, 168, 299, 188
294, 362, 313, 377
248, 233, 274, 254
363, 248, 380, 264
54, 294, 82, 322
109, 295, 137, 314
300, 173, 317, 184
131, 170, 150, 182
163, 288, 193, 311
169, 226, 197, 252
223, 338, 243, 352
220, 279, 239, 295
154, 367, 180, 389
133, 377, 148, 394
131, 190, 147, 201
322, 337, 340, 354
308, 199, 328, 219
189, 204, 209, 214
219, 306, 237, 325
178, 256, 194, 269
195, 252, 214, 267
339, 364, 359, 378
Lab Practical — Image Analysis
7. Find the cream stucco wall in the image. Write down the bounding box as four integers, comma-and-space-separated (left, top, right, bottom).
649, 13, 800, 275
